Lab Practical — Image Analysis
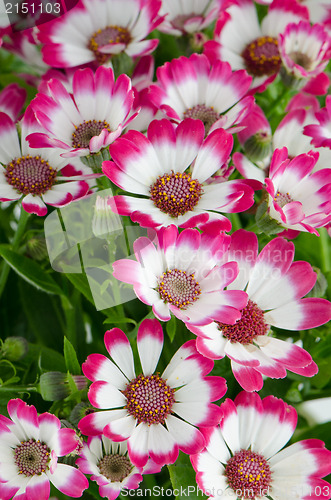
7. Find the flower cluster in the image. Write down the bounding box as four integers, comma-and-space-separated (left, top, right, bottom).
0, 0, 330, 498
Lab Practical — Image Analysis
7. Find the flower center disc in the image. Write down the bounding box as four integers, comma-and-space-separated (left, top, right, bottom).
183, 105, 220, 134
5, 156, 57, 195
98, 453, 132, 482
158, 268, 201, 309
242, 36, 281, 77
72, 120, 111, 149
288, 51, 312, 70
225, 449, 272, 498
274, 190, 293, 208
88, 25, 132, 64
150, 171, 203, 217
14, 439, 51, 476
123, 373, 175, 425
217, 300, 268, 344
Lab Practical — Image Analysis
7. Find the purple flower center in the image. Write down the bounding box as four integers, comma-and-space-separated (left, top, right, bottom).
274, 191, 293, 208
158, 268, 201, 309
14, 439, 51, 476
225, 449, 272, 498
72, 119, 111, 149
183, 104, 220, 134
5, 155, 57, 195
88, 26, 131, 64
150, 171, 203, 217
242, 36, 281, 77
124, 373, 175, 425
217, 300, 268, 344
98, 453, 133, 482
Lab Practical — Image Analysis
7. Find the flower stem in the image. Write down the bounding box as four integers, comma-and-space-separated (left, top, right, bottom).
0, 206, 30, 299
266, 86, 293, 120
0, 385, 38, 393
319, 227, 330, 273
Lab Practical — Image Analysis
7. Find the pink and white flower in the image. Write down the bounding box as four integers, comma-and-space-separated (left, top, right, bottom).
191, 391, 331, 500
112, 224, 248, 325
78, 319, 227, 467
234, 101, 331, 182
304, 95, 331, 149
27, 66, 135, 158
0, 398, 88, 500
148, 54, 254, 133
254, 0, 331, 25
37, 0, 162, 68
104, 119, 254, 230
187, 229, 331, 391
278, 21, 331, 87
76, 436, 160, 499
204, 0, 309, 92
264, 147, 331, 234
158, 0, 223, 36
0, 109, 93, 216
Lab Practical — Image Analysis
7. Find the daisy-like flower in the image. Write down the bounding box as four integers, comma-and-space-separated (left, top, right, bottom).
104, 119, 254, 230
187, 229, 331, 391
158, 0, 223, 36
264, 147, 331, 234
204, 0, 309, 92
0, 109, 93, 216
278, 21, 331, 89
0, 398, 88, 499
112, 224, 248, 325
78, 319, 227, 467
304, 95, 331, 148
191, 391, 331, 500
37, 0, 162, 68
27, 66, 135, 159
254, 0, 331, 25
148, 54, 254, 133
76, 436, 161, 499
234, 100, 331, 182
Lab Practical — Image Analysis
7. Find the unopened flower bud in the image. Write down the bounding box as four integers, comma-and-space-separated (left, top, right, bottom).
69, 402, 95, 426
190, 31, 208, 52
244, 131, 272, 163
39, 372, 88, 401
26, 235, 48, 261
1, 336, 28, 361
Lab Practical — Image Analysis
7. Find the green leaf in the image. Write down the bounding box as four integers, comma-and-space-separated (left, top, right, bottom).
103, 316, 137, 327
168, 452, 207, 500
63, 337, 81, 375
65, 272, 95, 304
19, 281, 65, 351
166, 315, 177, 342
38, 346, 66, 373
0, 245, 63, 295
